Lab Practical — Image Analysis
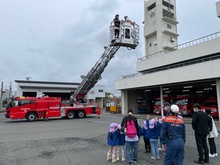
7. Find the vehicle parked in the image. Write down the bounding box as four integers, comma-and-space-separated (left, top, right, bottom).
175, 95, 194, 116
201, 97, 218, 118
153, 97, 171, 115
5, 96, 100, 121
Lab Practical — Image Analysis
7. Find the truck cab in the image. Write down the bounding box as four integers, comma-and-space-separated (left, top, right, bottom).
5, 96, 61, 121
175, 95, 194, 116
153, 99, 164, 115
201, 97, 218, 118
153, 97, 171, 115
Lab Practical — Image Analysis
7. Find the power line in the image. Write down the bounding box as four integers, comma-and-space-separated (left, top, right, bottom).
0, 82, 3, 110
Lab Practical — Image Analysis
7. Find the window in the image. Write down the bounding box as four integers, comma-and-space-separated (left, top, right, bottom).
163, 9, 174, 19
162, 0, 174, 10
149, 43, 152, 47
8, 100, 18, 107
176, 99, 188, 105
155, 101, 162, 105
203, 102, 217, 106
125, 29, 130, 39
147, 2, 156, 11
98, 89, 104, 93
167, 24, 172, 29
30, 100, 35, 104
19, 100, 31, 106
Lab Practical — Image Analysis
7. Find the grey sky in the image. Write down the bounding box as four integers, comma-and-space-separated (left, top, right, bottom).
0, 0, 220, 95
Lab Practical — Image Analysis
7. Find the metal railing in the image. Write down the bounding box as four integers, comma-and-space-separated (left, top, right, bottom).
122, 31, 220, 80
123, 52, 220, 79
137, 31, 220, 62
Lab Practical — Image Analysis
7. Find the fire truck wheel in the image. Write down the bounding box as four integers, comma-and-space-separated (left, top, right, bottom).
77, 111, 85, 118
26, 112, 37, 122
67, 111, 75, 119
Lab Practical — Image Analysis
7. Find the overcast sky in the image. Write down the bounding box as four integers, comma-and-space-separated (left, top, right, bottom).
0, 0, 220, 95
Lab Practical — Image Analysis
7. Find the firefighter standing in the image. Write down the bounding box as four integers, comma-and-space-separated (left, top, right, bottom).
113, 14, 120, 38
161, 105, 186, 165
44, 110, 49, 121
97, 107, 101, 118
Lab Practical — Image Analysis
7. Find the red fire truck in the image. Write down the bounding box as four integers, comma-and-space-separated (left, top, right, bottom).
153, 97, 171, 115
175, 95, 195, 116
5, 96, 99, 121
201, 97, 218, 118
5, 18, 140, 122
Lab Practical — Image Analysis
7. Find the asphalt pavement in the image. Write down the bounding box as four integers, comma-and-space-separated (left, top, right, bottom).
0, 111, 220, 165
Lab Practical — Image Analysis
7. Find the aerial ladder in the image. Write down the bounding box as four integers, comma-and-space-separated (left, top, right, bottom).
72, 18, 140, 104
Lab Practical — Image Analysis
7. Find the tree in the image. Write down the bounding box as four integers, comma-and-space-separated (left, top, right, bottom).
3, 98, 8, 107
103, 92, 112, 108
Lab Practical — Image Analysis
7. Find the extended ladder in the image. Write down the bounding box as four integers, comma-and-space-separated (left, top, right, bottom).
73, 20, 140, 101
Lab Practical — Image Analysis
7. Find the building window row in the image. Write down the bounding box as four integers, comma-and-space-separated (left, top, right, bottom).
149, 41, 157, 47
147, 2, 156, 11
167, 24, 172, 29
162, 0, 174, 10
142, 53, 220, 75
163, 9, 174, 19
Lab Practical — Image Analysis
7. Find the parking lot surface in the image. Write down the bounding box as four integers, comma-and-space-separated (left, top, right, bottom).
0, 112, 220, 165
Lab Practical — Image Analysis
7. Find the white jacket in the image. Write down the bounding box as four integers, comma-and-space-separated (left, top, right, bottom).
209, 115, 218, 138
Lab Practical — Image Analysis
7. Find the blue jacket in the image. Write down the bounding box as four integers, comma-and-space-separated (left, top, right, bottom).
118, 131, 125, 145
138, 124, 142, 137
107, 129, 120, 146
146, 120, 161, 140
161, 115, 186, 144
140, 127, 149, 140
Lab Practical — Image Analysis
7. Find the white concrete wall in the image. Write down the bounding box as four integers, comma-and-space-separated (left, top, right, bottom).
121, 90, 128, 114
16, 81, 105, 107
137, 37, 220, 72
116, 59, 220, 90
18, 82, 78, 89
144, 0, 178, 55
17, 85, 23, 96
17, 86, 73, 97
128, 90, 139, 114
87, 85, 105, 99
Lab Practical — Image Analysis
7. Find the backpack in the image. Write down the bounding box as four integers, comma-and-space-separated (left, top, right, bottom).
126, 120, 137, 138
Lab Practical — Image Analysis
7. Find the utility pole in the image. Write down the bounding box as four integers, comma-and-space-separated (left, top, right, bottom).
9, 81, 12, 99
0, 82, 3, 111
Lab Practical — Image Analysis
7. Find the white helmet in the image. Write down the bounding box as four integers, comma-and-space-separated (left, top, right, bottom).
170, 104, 179, 113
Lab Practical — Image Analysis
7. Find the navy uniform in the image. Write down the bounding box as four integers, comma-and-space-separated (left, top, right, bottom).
161, 105, 186, 165
192, 104, 212, 164
113, 14, 120, 38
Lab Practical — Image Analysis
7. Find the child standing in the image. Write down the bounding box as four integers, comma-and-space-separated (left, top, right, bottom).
147, 117, 161, 160
137, 122, 142, 149
205, 108, 218, 157
141, 120, 151, 153
107, 123, 120, 163
116, 124, 126, 161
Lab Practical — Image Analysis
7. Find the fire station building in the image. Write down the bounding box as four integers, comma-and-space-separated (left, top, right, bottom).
116, 0, 220, 119
15, 80, 105, 108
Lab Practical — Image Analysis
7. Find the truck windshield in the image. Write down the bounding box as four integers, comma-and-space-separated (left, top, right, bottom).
203, 102, 217, 106
176, 99, 188, 105
155, 101, 162, 105
7, 100, 19, 108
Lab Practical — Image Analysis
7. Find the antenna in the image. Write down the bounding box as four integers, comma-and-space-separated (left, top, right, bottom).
26, 77, 31, 81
